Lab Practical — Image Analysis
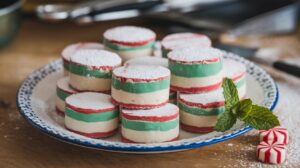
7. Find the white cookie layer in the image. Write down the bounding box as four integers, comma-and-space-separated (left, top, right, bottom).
171, 71, 223, 88
180, 111, 218, 127
111, 87, 169, 105
69, 73, 111, 92
121, 125, 179, 143
65, 116, 118, 133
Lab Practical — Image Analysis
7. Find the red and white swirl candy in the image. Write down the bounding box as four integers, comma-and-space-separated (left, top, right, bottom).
259, 127, 289, 145
257, 141, 286, 164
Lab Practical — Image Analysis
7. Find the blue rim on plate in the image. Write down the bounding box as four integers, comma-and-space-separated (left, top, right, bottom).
16, 51, 279, 153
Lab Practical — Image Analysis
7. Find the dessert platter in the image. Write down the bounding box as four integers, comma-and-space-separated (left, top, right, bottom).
17, 26, 278, 153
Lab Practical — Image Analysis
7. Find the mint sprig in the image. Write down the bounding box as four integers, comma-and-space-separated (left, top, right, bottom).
215, 78, 280, 132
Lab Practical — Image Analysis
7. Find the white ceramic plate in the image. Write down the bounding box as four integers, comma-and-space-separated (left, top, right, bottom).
17, 51, 278, 153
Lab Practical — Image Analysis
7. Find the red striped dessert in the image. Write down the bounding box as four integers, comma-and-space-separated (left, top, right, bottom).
103, 26, 156, 62
111, 65, 170, 109
121, 103, 179, 143
65, 92, 119, 138
55, 77, 76, 116
168, 47, 223, 93
69, 49, 121, 92
161, 33, 211, 58
61, 42, 104, 75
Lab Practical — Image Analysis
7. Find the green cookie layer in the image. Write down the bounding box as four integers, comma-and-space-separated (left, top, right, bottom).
57, 88, 71, 101
63, 61, 69, 71
112, 77, 169, 94
169, 59, 222, 78
178, 102, 225, 116
69, 63, 112, 79
122, 118, 179, 131
104, 39, 154, 52
65, 108, 118, 122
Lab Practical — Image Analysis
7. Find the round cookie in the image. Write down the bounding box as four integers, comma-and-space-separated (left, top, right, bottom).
61, 42, 104, 75
111, 65, 170, 109
168, 47, 223, 93
224, 59, 247, 98
103, 26, 156, 62
124, 56, 168, 68
121, 103, 179, 143
178, 89, 225, 133
69, 49, 121, 92
161, 33, 211, 58
65, 92, 119, 138
55, 77, 76, 116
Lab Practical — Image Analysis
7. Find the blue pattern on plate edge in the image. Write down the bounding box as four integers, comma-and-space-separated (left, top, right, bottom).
16, 51, 278, 153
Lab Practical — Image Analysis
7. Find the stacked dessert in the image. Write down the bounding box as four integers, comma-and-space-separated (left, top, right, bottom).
111, 64, 180, 143
54, 26, 248, 143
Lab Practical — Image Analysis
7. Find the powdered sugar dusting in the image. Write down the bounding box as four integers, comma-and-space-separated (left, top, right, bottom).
70, 49, 121, 67
168, 47, 222, 62
104, 26, 156, 43
61, 42, 104, 61
113, 65, 170, 80
180, 89, 224, 105
124, 56, 168, 68
224, 59, 246, 78
122, 103, 178, 117
66, 92, 115, 110
56, 77, 76, 93
162, 32, 211, 50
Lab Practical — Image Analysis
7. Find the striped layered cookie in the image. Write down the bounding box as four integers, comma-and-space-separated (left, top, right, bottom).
168, 47, 223, 93
103, 26, 156, 62
124, 56, 176, 103
69, 49, 121, 92
121, 103, 179, 143
224, 59, 247, 98
111, 65, 170, 109
65, 92, 119, 138
61, 42, 104, 75
178, 90, 225, 133
161, 33, 211, 58
55, 77, 76, 116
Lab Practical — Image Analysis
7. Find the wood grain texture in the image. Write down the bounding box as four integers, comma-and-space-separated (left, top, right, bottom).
0, 18, 296, 168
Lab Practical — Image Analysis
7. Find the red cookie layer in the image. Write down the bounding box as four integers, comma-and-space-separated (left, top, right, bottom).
121, 136, 179, 143
181, 123, 214, 133
121, 110, 179, 122
111, 98, 168, 110
171, 82, 222, 94
55, 107, 65, 116
66, 127, 118, 138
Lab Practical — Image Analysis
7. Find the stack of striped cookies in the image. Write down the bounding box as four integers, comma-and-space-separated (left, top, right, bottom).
54, 25, 248, 143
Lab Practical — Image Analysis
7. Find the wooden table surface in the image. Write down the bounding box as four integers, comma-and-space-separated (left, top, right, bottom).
0, 18, 297, 168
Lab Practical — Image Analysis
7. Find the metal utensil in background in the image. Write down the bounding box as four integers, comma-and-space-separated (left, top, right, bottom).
35, 0, 236, 24
0, 0, 24, 48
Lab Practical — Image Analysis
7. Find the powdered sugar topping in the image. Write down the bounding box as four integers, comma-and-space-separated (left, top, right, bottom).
224, 59, 246, 78
180, 89, 224, 105
113, 65, 170, 80
168, 47, 222, 62
104, 26, 156, 43
56, 77, 76, 93
122, 103, 178, 117
124, 56, 168, 68
66, 92, 115, 110
61, 42, 104, 61
70, 49, 121, 67
162, 33, 211, 50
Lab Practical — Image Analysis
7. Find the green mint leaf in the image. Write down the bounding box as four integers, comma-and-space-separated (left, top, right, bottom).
222, 78, 239, 110
215, 110, 237, 132
241, 105, 280, 130
235, 99, 252, 120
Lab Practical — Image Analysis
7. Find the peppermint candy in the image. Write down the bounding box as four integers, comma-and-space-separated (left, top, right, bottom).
257, 141, 286, 164
259, 127, 289, 145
